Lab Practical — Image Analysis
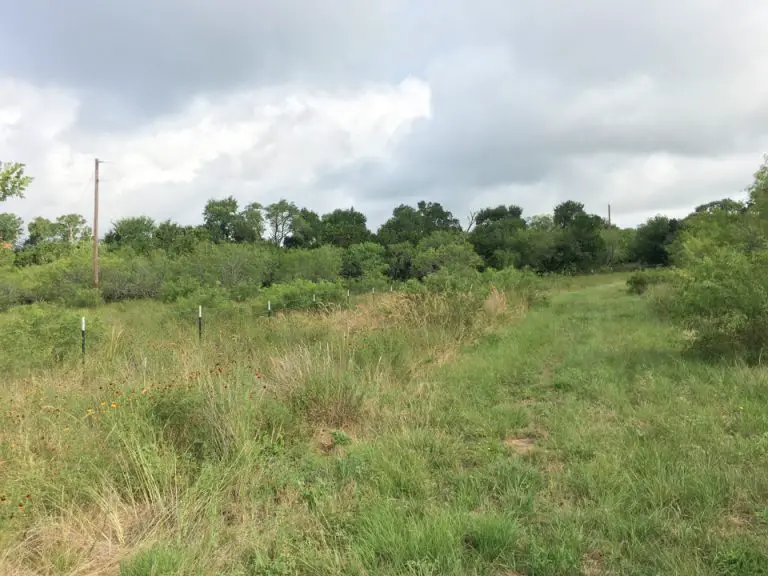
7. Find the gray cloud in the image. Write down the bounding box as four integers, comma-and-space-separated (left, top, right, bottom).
2, 0, 767, 227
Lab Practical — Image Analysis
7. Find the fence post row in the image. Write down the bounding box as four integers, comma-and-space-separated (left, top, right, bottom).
78, 287, 406, 356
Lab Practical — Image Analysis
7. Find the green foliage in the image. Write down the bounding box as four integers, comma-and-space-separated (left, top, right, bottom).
0, 246, 14, 269
284, 207, 322, 248
0, 304, 99, 374
378, 201, 461, 245
0, 162, 33, 201
661, 154, 768, 361
255, 279, 347, 312
120, 544, 184, 576
413, 233, 482, 279
626, 269, 670, 295
273, 245, 342, 284
469, 206, 527, 269
320, 207, 371, 248
629, 215, 679, 266
341, 242, 387, 280
665, 246, 768, 360
0, 213, 23, 244
265, 199, 298, 245
203, 196, 265, 244
105, 216, 156, 255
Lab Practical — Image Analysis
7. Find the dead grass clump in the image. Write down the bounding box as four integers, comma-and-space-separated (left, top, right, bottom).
268, 344, 367, 427
483, 286, 508, 316
1, 498, 161, 576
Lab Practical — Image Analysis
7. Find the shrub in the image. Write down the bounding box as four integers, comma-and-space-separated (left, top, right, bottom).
626, 269, 671, 295
0, 304, 101, 374
99, 256, 165, 302
274, 245, 342, 283
0, 278, 24, 312
664, 246, 768, 361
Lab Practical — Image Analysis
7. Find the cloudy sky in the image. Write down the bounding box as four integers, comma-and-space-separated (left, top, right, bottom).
1, 0, 767, 232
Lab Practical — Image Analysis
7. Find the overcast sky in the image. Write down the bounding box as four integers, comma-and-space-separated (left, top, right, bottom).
1, 0, 766, 231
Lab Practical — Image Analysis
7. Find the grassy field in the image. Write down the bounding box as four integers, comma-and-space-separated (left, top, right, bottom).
1, 275, 767, 575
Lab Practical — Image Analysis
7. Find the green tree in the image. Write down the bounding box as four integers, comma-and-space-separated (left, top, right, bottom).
55, 214, 90, 244
105, 216, 157, 254
203, 197, 241, 243
0, 213, 23, 244
341, 242, 387, 279
0, 162, 33, 201
265, 199, 298, 246
601, 227, 634, 266
377, 201, 460, 245
468, 205, 527, 269
320, 208, 371, 248
232, 202, 264, 243
155, 220, 209, 255
629, 216, 679, 267
385, 242, 416, 281
25, 217, 57, 246
527, 214, 555, 231
284, 208, 322, 248
412, 232, 482, 279
554, 200, 585, 229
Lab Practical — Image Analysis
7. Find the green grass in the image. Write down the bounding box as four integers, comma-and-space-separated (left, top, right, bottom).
1, 276, 767, 575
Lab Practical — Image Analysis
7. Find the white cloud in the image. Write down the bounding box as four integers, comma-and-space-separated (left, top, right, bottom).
0, 77, 431, 230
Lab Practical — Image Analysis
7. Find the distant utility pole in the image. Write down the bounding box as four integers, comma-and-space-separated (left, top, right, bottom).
92, 158, 102, 289
608, 203, 612, 227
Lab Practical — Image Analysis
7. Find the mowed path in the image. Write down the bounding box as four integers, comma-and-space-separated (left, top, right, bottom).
414, 281, 768, 574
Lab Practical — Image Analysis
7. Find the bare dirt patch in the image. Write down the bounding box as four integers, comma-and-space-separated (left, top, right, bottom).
504, 437, 536, 454
581, 549, 611, 575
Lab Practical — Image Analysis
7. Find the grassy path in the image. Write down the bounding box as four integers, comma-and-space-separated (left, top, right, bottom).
412, 282, 768, 574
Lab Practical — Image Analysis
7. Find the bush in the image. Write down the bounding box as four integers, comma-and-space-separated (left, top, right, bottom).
0, 304, 102, 374
99, 256, 165, 302
664, 246, 768, 361
0, 278, 24, 312
626, 269, 670, 295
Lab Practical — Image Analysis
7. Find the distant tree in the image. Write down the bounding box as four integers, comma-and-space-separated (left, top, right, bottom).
695, 199, 746, 215
320, 208, 371, 248
26, 217, 57, 246
284, 208, 322, 248
232, 202, 264, 243
412, 232, 482, 278
0, 213, 23, 244
105, 216, 156, 254
265, 199, 298, 246
629, 216, 679, 267
527, 214, 555, 231
0, 162, 33, 201
55, 214, 90, 244
385, 242, 416, 281
475, 205, 524, 226
468, 205, 527, 269
155, 220, 209, 255
203, 197, 241, 243
601, 227, 635, 266
554, 200, 586, 229
377, 201, 460, 245
341, 242, 388, 279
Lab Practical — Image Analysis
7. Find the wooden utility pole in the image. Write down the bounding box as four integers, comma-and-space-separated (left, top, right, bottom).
92, 158, 100, 289
608, 203, 612, 227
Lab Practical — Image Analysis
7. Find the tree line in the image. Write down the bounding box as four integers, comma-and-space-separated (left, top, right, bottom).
0, 159, 748, 282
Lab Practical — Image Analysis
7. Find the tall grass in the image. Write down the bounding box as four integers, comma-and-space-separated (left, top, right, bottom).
1, 275, 766, 575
